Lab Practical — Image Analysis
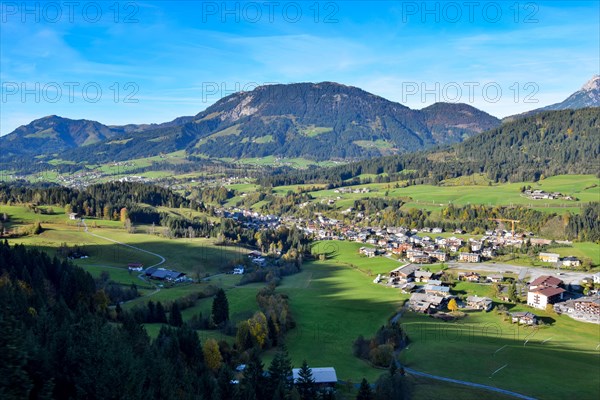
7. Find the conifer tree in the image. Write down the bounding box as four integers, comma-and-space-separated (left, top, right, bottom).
356, 378, 374, 400
296, 360, 316, 400
169, 302, 183, 327
212, 288, 229, 326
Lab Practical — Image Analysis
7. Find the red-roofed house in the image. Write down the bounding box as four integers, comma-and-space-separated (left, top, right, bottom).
529, 275, 563, 290
527, 275, 565, 310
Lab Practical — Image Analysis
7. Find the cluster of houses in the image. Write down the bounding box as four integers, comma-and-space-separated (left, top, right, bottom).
538, 252, 582, 268
525, 275, 600, 324
382, 262, 600, 324
248, 250, 267, 267
219, 209, 280, 231
225, 210, 575, 271
382, 264, 494, 314
357, 235, 489, 264
333, 187, 370, 194
523, 189, 574, 201
56, 170, 103, 188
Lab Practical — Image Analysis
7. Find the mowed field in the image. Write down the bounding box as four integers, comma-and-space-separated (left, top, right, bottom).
399, 308, 600, 400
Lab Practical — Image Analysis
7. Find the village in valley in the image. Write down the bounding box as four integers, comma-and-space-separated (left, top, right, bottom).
124, 201, 600, 326
341, 222, 600, 325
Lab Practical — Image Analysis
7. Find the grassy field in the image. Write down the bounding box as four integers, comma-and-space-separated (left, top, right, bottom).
311, 240, 403, 275
219, 155, 342, 169
408, 375, 517, 400
80, 264, 154, 290
0, 205, 124, 229
552, 242, 600, 266
302, 174, 599, 214
5, 215, 248, 303
398, 307, 600, 400
267, 260, 405, 382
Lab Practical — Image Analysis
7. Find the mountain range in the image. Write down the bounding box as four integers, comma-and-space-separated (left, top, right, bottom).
1, 82, 500, 163
505, 75, 600, 121
1, 77, 598, 164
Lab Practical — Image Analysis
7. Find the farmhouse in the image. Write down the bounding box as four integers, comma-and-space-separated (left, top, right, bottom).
251, 257, 266, 266
424, 284, 450, 296
248, 250, 262, 258
562, 256, 581, 268
127, 263, 144, 271
408, 293, 446, 313
459, 252, 480, 263
389, 264, 420, 281
539, 252, 560, 263
146, 267, 187, 282
233, 266, 245, 275
359, 247, 377, 258
400, 282, 417, 293
465, 296, 493, 311
511, 311, 538, 325
487, 274, 504, 283
462, 272, 481, 282
68, 212, 79, 220
292, 367, 337, 387
414, 270, 434, 282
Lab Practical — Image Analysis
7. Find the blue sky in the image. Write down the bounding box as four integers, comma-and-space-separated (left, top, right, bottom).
1, 1, 598, 134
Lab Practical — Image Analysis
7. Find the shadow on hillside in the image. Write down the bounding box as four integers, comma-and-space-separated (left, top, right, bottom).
8, 236, 249, 274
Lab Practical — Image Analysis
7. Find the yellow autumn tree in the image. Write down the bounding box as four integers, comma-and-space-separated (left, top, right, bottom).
247, 311, 268, 349
447, 298, 459, 313
120, 207, 129, 224
202, 338, 222, 372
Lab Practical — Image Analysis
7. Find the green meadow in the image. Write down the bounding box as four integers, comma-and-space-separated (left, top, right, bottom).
399, 307, 600, 400
303, 174, 599, 214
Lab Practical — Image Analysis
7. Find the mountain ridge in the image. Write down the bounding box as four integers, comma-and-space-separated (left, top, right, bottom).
1, 81, 501, 163
504, 75, 600, 121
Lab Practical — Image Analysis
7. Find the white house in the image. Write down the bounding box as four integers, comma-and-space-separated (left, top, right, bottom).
466, 296, 493, 311
527, 286, 565, 309
233, 266, 245, 275
539, 252, 560, 263
562, 256, 581, 268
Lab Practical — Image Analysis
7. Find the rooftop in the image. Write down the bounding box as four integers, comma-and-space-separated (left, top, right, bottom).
530, 275, 563, 288
292, 367, 337, 384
